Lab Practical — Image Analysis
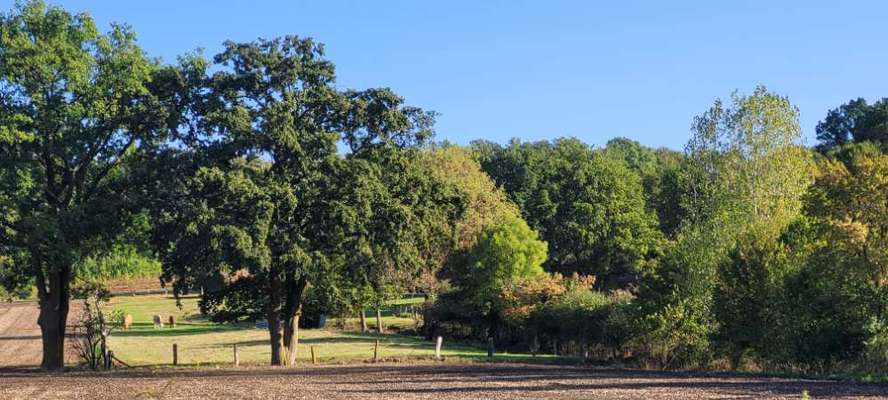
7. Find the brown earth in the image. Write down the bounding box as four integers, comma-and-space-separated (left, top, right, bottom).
106, 277, 165, 296
0, 302, 79, 368
2, 302, 887, 399
0, 363, 886, 399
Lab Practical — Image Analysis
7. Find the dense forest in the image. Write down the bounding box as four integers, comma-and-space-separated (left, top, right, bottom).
1, 1, 887, 374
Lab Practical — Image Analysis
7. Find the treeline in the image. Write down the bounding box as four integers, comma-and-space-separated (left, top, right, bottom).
428, 89, 888, 375
1, 1, 886, 374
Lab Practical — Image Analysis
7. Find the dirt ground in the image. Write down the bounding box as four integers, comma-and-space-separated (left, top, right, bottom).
0, 302, 80, 368
0, 363, 886, 400
3, 302, 887, 399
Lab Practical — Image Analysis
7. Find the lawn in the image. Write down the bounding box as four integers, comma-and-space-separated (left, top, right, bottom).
104, 294, 535, 367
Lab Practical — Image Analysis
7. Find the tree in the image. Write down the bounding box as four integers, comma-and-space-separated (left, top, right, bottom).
151, 36, 440, 365
712, 233, 793, 369
460, 215, 547, 308
473, 138, 663, 287
805, 142, 888, 285
451, 214, 547, 342
0, 1, 172, 369
635, 86, 813, 368
682, 86, 813, 238
335, 149, 464, 334
420, 145, 520, 283
602, 138, 686, 237
756, 144, 888, 370
816, 98, 888, 151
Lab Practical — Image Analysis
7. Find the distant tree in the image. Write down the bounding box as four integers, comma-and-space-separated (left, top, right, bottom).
420, 145, 520, 284
805, 142, 888, 284
473, 138, 663, 287
603, 138, 686, 237
816, 98, 888, 151
455, 215, 547, 339
0, 1, 174, 370
755, 143, 888, 370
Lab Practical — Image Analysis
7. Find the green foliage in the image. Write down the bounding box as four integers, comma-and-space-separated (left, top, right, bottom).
421, 145, 520, 251
632, 87, 816, 369
603, 138, 686, 237
463, 215, 547, 304
74, 245, 161, 281
817, 97, 888, 151
473, 138, 664, 286
712, 233, 795, 368
682, 86, 813, 238
863, 318, 888, 372
529, 278, 611, 349
0, 0, 176, 368
632, 221, 728, 368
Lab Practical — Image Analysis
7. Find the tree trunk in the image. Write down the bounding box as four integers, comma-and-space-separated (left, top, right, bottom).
36, 266, 71, 371
286, 313, 300, 366
359, 309, 367, 333
376, 308, 385, 334
267, 311, 283, 366
282, 276, 307, 367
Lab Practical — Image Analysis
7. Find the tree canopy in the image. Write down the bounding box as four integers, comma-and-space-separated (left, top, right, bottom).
0, 0, 174, 370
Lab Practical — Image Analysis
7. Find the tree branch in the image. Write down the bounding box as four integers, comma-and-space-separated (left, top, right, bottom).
82, 135, 138, 202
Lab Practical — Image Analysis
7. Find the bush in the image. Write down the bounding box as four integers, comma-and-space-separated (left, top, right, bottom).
71, 281, 123, 370
864, 317, 888, 372
428, 272, 636, 359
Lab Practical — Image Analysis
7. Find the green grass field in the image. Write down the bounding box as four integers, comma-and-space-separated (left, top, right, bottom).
104, 294, 538, 367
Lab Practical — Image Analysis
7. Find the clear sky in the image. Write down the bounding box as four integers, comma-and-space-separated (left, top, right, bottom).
12, 1, 888, 150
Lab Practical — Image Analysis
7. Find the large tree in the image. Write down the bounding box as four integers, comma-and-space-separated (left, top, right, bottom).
151, 36, 442, 365
0, 1, 172, 369
635, 86, 814, 368
682, 86, 813, 239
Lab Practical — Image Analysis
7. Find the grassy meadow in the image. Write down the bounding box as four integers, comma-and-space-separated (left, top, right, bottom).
103, 294, 537, 367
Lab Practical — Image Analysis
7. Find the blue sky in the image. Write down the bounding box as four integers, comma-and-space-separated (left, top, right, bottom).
13, 1, 888, 150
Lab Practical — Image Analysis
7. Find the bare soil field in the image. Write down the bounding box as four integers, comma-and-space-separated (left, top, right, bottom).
0, 302, 78, 368
0, 363, 886, 400
3, 302, 887, 399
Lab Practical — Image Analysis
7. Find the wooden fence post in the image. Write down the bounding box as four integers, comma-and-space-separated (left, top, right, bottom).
373, 339, 380, 362
311, 346, 317, 365
435, 336, 443, 360
233, 343, 239, 366
172, 343, 178, 366
487, 338, 494, 360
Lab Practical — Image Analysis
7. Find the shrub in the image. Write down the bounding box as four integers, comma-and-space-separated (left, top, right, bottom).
71, 281, 123, 370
